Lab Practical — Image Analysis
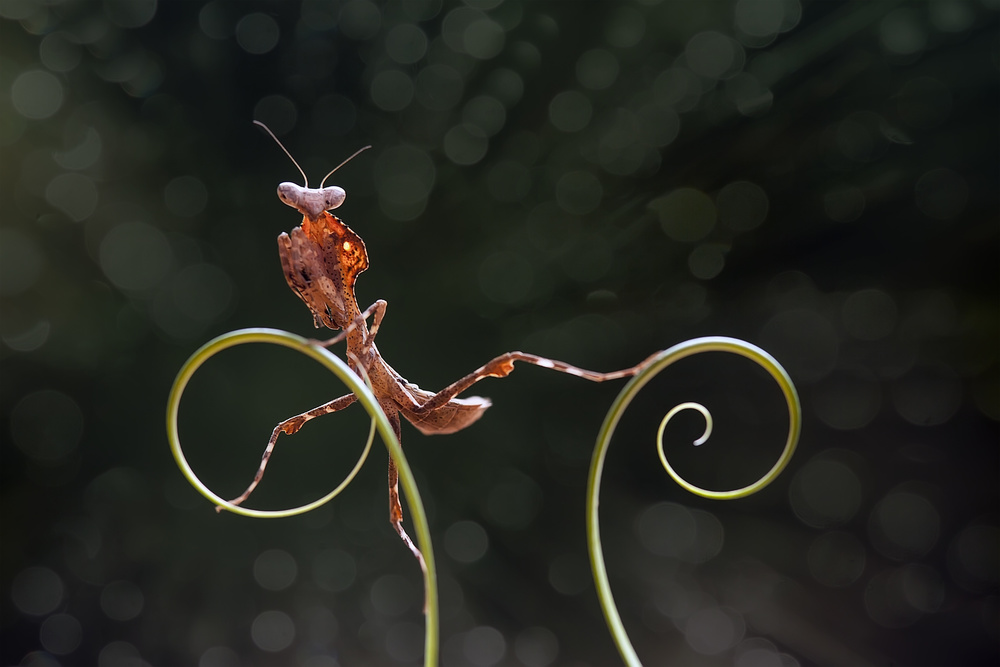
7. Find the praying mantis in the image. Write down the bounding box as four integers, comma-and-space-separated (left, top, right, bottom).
231, 122, 661, 566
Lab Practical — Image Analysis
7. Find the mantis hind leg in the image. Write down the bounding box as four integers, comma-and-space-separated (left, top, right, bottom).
403, 350, 661, 417
219, 393, 358, 511
381, 401, 428, 575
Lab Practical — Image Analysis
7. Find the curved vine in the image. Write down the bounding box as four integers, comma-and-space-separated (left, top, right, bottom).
168, 331, 797, 667
586, 336, 801, 666
165, 328, 439, 666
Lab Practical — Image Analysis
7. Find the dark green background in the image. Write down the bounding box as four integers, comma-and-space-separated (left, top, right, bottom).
2, 1, 997, 665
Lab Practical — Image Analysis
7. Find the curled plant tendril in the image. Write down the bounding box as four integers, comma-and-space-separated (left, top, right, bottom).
586, 336, 801, 667
166, 329, 376, 518
168, 331, 797, 667
165, 328, 440, 665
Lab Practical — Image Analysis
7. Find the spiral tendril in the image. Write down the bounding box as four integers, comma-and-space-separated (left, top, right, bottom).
168, 331, 798, 667
165, 328, 440, 665
586, 336, 801, 666
166, 329, 378, 519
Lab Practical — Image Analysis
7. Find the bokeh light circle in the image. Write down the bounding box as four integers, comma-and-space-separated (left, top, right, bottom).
339, 0, 381, 40
11, 566, 63, 616
0, 229, 44, 295
371, 70, 414, 112
880, 9, 927, 56
370, 573, 416, 617
869, 489, 940, 560
548, 91, 592, 132
653, 187, 717, 243
716, 181, 768, 231
39, 32, 82, 72
236, 12, 280, 54
444, 520, 489, 563
812, 367, 882, 431
635, 502, 724, 563
949, 524, 1000, 590
39, 613, 83, 655
99, 222, 173, 292
464, 17, 505, 59
576, 49, 619, 90
790, 457, 862, 527
100, 580, 145, 621
462, 95, 506, 137
164, 175, 208, 218
251, 610, 296, 652
385, 23, 428, 64
415, 64, 464, 110
688, 244, 726, 280
312, 548, 356, 592
759, 310, 838, 383
463, 625, 507, 666
12, 70, 64, 119
514, 626, 559, 667
685, 607, 745, 655
104, 0, 156, 28
443, 124, 488, 165
842, 288, 897, 340
46, 172, 98, 221
891, 363, 962, 426
685, 31, 745, 79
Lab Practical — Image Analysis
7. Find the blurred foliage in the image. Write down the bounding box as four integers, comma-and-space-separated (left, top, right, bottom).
1, 0, 998, 666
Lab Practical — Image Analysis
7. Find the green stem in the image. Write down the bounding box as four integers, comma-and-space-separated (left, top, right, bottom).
586, 336, 801, 666
165, 327, 439, 666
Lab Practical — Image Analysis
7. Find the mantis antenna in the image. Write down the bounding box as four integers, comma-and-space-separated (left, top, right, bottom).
253, 120, 309, 187
320, 145, 372, 187
253, 119, 371, 188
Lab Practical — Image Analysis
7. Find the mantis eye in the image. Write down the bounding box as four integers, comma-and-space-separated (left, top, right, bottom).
277, 183, 302, 207
323, 186, 346, 211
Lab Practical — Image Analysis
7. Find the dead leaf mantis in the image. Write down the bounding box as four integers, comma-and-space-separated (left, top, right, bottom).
232, 121, 660, 567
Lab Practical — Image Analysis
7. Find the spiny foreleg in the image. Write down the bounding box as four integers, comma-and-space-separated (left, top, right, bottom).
311, 299, 387, 350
